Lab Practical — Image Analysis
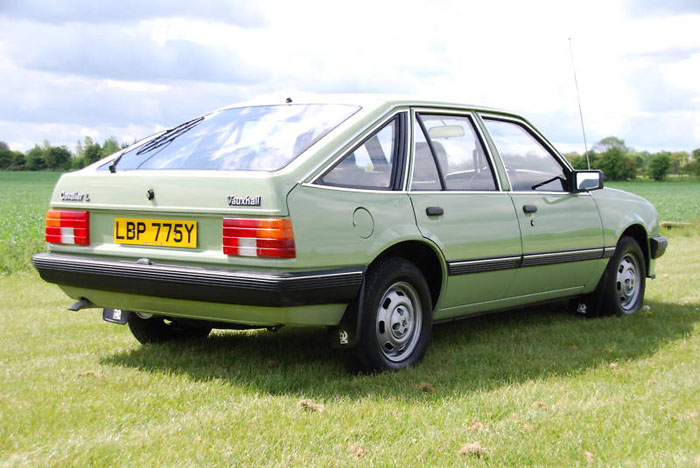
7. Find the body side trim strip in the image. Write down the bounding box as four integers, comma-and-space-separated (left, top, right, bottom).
447, 247, 610, 276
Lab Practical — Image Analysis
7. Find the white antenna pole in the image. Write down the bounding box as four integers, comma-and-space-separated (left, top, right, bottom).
568, 37, 590, 169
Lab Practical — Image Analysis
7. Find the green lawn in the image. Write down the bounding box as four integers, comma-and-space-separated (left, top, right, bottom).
0, 172, 699, 465
1, 232, 698, 466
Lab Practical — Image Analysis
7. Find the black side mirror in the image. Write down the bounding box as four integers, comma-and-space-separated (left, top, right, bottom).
571, 170, 604, 192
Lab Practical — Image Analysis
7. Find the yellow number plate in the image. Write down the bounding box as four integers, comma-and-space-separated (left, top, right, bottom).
114, 218, 197, 248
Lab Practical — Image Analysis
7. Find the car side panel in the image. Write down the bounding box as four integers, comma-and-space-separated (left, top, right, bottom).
286, 184, 423, 269
505, 192, 606, 297
409, 192, 521, 314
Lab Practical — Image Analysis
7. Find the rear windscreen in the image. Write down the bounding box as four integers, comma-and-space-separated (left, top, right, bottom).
104, 104, 360, 172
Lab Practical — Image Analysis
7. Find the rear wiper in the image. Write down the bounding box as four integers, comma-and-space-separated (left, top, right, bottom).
531, 175, 566, 190
108, 116, 205, 173
136, 116, 205, 156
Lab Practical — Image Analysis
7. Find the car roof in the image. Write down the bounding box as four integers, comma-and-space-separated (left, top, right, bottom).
215, 93, 514, 117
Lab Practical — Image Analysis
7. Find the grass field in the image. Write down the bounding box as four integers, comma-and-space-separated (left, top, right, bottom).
607, 178, 700, 223
1, 172, 699, 466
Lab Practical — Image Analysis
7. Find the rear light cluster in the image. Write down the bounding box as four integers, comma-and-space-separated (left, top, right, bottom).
45, 210, 90, 245
223, 217, 295, 259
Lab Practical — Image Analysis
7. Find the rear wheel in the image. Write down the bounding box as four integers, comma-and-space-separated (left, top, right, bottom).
347, 257, 432, 373
127, 313, 212, 344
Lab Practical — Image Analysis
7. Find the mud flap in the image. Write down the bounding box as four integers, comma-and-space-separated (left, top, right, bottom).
329, 282, 365, 348
571, 268, 608, 317
103, 308, 129, 325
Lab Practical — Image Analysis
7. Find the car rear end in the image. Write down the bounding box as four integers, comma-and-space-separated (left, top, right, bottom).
33, 101, 368, 328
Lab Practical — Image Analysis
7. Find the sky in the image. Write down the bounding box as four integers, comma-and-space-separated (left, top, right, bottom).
0, 0, 699, 155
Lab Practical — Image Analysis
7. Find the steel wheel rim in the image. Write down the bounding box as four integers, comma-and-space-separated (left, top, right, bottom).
616, 253, 641, 313
375, 281, 422, 362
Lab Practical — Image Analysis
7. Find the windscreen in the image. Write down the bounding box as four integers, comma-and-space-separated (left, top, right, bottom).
106, 104, 360, 172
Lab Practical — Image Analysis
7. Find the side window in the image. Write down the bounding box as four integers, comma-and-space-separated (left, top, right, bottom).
318, 118, 397, 189
411, 113, 497, 191
483, 119, 567, 192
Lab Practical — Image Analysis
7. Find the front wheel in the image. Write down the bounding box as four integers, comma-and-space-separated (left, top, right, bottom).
348, 257, 433, 373
602, 236, 647, 316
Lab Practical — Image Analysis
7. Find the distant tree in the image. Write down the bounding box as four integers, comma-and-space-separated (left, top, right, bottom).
0, 141, 9, 151
669, 151, 689, 175
45, 146, 73, 170
101, 137, 120, 157
647, 153, 671, 181
25, 145, 46, 170
594, 136, 630, 153
83, 142, 102, 165
71, 156, 87, 170
686, 148, 700, 176
75, 140, 84, 158
11, 151, 26, 170
0, 148, 12, 168
595, 147, 636, 181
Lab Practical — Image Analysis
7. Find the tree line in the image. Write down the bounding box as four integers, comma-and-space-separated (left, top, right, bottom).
0, 137, 126, 171
1, 135, 699, 180
564, 136, 700, 181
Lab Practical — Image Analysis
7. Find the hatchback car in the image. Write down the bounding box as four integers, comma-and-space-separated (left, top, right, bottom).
33, 96, 667, 372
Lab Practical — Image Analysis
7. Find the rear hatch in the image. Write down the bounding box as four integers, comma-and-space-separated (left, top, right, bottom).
49, 170, 297, 270
46, 102, 364, 270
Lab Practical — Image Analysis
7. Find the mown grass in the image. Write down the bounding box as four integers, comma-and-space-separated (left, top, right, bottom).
0, 172, 698, 465
1, 231, 698, 466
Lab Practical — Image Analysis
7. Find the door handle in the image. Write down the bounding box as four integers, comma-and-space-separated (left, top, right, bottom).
426, 206, 444, 216
522, 204, 538, 213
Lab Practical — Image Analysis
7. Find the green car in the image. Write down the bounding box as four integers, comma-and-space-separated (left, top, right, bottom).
33, 96, 667, 372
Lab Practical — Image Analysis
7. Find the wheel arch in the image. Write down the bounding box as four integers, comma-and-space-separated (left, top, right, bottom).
618, 223, 650, 274
367, 239, 447, 310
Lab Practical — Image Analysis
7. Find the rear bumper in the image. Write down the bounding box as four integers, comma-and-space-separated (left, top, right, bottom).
32, 253, 364, 307
650, 236, 668, 259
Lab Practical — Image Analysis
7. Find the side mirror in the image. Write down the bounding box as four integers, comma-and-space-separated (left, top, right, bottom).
571, 170, 604, 192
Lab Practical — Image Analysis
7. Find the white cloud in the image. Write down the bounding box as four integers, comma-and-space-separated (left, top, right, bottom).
0, 0, 698, 153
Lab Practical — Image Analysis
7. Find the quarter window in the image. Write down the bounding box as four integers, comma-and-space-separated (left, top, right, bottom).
411, 114, 497, 191
318, 117, 398, 189
483, 119, 567, 192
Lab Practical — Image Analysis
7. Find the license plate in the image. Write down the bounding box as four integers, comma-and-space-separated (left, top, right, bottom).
114, 218, 197, 248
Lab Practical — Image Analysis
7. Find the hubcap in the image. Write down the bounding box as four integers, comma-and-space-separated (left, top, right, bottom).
616, 253, 641, 313
375, 281, 422, 362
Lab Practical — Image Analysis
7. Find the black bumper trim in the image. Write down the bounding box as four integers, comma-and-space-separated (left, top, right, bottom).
32, 253, 364, 307
650, 236, 668, 259
447, 247, 607, 276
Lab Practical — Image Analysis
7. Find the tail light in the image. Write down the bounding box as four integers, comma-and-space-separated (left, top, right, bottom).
223, 217, 295, 259
45, 210, 90, 245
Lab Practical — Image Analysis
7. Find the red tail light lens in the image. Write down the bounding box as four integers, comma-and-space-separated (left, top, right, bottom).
223, 217, 295, 259
45, 210, 90, 245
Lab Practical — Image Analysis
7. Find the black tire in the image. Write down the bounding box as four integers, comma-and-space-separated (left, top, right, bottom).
347, 257, 433, 373
127, 313, 211, 344
571, 236, 647, 318
601, 236, 646, 316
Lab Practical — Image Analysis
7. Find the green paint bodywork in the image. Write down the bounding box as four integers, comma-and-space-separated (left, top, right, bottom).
44, 97, 661, 327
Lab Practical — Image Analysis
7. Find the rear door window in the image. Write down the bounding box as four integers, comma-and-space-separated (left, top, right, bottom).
412, 113, 497, 191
